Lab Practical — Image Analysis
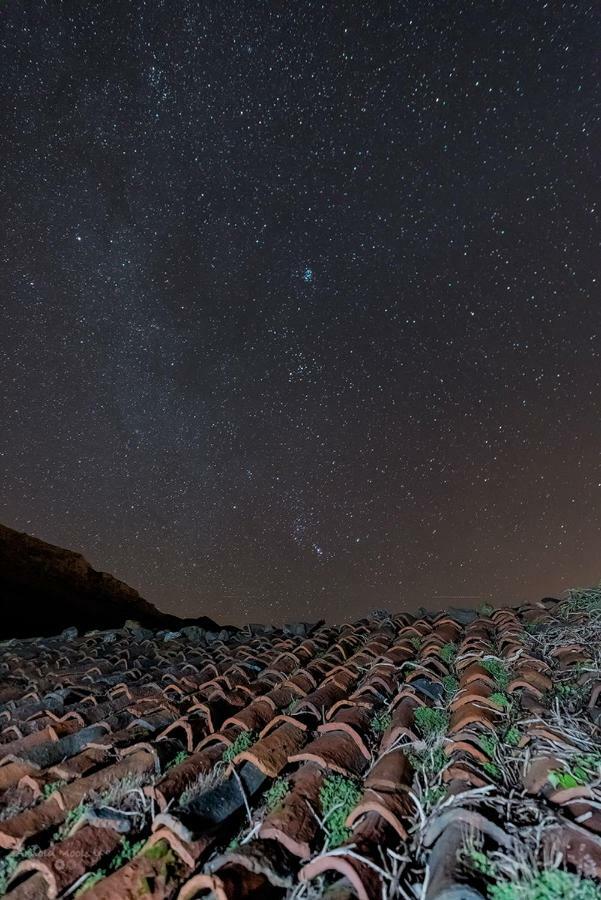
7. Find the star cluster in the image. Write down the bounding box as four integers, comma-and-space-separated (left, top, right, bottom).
1, 2, 600, 623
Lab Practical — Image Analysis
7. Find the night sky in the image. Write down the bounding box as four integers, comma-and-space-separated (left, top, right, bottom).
1, 2, 600, 624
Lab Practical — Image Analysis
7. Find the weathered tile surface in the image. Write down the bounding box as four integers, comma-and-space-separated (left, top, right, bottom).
1, 599, 601, 898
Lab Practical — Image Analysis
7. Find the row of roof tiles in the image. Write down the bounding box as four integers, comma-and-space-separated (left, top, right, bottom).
0, 601, 600, 898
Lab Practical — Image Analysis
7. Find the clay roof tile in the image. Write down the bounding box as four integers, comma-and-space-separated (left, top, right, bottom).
259, 763, 323, 858
289, 729, 369, 778
231, 721, 306, 778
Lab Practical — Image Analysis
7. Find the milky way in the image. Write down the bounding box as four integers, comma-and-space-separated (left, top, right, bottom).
1, 2, 600, 623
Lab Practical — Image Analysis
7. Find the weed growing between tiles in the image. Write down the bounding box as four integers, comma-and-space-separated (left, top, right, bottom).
490, 871, 601, 900
221, 730, 256, 764
165, 749, 189, 771
318, 775, 362, 849
561, 585, 601, 617
461, 834, 601, 900
547, 753, 601, 789
413, 706, 449, 738
481, 656, 511, 690
41, 779, 67, 799
370, 709, 392, 734
178, 765, 226, 808
439, 642, 458, 665
442, 673, 459, 698
74, 868, 106, 897
263, 776, 290, 812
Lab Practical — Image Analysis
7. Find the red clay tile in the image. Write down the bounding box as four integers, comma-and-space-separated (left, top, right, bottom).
347, 788, 411, 840
518, 692, 547, 715
522, 725, 581, 749
221, 698, 275, 734
0, 761, 35, 791
49, 746, 110, 780
542, 819, 601, 878
458, 663, 497, 688
0, 724, 72, 763
259, 763, 323, 858
76, 840, 180, 899
0, 795, 65, 851
177, 871, 265, 900
186, 696, 242, 734
444, 733, 491, 765
449, 702, 498, 734
318, 705, 372, 760
158, 715, 207, 752
548, 784, 596, 805
231, 721, 306, 777
366, 747, 413, 792
151, 745, 227, 810
523, 755, 566, 794
205, 840, 293, 892
1, 871, 48, 899
289, 730, 368, 778
147, 823, 214, 869
380, 695, 421, 749
442, 760, 488, 788
258, 714, 308, 737
294, 681, 349, 720
381, 644, 414, 666
255, 684, 301, 710
12, 825, 122, 898
449, 681, 495, 710
285, 670, 317, 693
299, 812, 387, 900
324, 666, 358, 691
196, 727, 244, 753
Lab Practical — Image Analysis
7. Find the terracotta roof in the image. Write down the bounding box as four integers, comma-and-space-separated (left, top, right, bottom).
1, 599, 601, 898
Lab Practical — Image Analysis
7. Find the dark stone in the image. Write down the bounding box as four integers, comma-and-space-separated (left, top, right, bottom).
22, 724, 109, 769
445, 607, 479, 625
124, 620, 154, 640
60, 626, 78, 640
283, 622, 312, 636
410, 676, 445, 702
184, 762, 267, 828
100, 630, 118, 643
180, 625, 206, 643
248, 623, 272, 635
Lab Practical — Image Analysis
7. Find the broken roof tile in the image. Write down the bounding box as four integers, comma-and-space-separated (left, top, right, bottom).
289, 729, 368, 778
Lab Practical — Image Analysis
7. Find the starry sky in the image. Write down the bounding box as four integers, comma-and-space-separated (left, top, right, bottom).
1, 1, 600, 624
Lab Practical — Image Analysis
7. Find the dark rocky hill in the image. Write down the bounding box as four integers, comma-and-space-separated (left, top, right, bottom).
0, 522, 219, 638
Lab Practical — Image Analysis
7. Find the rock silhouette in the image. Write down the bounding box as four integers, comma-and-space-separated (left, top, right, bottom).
0, 522, 219, 638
